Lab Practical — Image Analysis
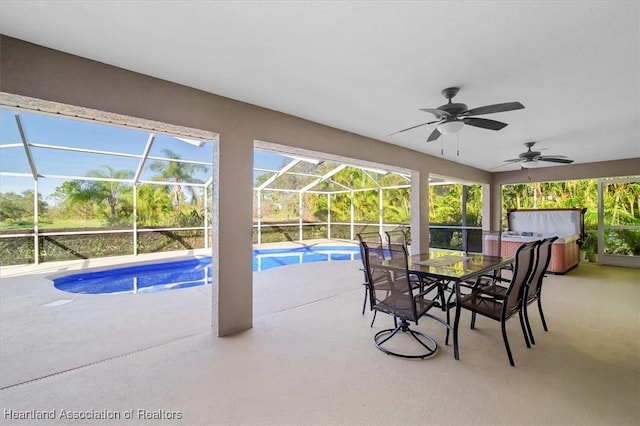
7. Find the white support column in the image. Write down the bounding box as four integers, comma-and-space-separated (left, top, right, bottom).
378, 188, 384, 236
298, 192, 303, 241
484, 181, 503, 232
598, 179, 605, 260
214, 132, 253, 336
350, 191, 355, 240
327, 193, 331, 239
204, 185, 209, 249
410, 170, 429, 254
132, 183, 138, 255
33, 178, 39, 264
257, 190, 262, 245
132, 133, 154, 256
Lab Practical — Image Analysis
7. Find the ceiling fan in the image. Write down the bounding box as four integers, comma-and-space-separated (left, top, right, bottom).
504, 142, 574, 168
389, 87, 525, 142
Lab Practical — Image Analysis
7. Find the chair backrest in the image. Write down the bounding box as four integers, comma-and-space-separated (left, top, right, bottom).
361, 241, 416, 319
385, 228, 408, 244
503, 241, 538, 313
385, 229, 409, 260
357, 232, 385, 261
385, 241, 407, 262
358, 236, 389, 310
465, 229, 483, 253
527, 236, 558, 299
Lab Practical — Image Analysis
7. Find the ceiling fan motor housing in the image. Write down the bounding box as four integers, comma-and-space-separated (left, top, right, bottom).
438, 102, 468, 115
520, 150, 541, 160
439, 87, 467, 116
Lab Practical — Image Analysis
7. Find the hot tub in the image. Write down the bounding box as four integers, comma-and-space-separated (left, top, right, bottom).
502, 208, 586, 274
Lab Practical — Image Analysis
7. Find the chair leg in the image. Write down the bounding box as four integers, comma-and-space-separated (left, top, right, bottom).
537, 298, 548, 332
518, 309, 531, 348
438, 284, 446, 311
523, 302, 535, 345
501, 321, 515, 367
362, 286, 368, 315
370, 310, 377, 328
470, 312, 476, 329
446, 287, 455, 309
445, 304, 451, 345
416, 275, 425, 292
453, 301, 462, 360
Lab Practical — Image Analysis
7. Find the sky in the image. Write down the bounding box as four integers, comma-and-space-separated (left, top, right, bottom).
0, 108, 289, 201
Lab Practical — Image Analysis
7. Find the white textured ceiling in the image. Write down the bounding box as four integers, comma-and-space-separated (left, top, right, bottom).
1, 1, 638, 172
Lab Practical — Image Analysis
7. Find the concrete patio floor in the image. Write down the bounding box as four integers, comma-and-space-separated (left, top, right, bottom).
1, 248, 638, 425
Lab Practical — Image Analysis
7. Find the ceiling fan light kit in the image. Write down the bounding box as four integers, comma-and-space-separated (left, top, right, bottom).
438, 120, 465, 134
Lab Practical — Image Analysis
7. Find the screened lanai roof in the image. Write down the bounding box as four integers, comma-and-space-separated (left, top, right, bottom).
0, 103, 216, 200
253, 149, 413, 194
0, 94, 451, 200
0, 108, 411, 200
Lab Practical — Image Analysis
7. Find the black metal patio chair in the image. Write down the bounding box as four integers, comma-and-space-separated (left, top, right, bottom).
454, 240, 537, 366
361, 241, 451, 359
357, 232, 387, 324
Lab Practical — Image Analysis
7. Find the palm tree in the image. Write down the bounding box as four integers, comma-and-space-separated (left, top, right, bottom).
136, 184, 172, 226
149, 149, 208, 209
57, 166, 133, 225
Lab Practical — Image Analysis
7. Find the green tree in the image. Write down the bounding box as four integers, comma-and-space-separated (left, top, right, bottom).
149, 149, 208, 208
50, 180, 95, 220
382, 187, 411, 223
502, 179, 600, 229
429, 184, 463, 224
331, 168, 379, 222
136, 184, 172, 226
53, 166, 134, 225
0, 190, 47, 222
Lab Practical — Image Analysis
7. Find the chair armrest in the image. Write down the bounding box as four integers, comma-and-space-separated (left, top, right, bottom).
415, 281, 444, 299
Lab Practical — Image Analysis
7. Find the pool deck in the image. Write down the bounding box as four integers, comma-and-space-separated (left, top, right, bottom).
0, 239, 361, 388
1, 241, 638, 425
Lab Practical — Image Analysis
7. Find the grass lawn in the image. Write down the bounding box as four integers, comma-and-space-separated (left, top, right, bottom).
0, 219, 105, 231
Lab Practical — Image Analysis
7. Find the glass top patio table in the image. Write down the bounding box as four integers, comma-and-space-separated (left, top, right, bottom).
381, 249, 514, 361
405, 249, 513, 282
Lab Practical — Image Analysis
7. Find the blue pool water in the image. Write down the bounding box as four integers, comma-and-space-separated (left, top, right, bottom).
53, 245, 361, 295
252, 245, 360, 271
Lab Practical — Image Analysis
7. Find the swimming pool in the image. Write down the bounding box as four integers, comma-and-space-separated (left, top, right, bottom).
53, 245, 361, 295
253, 245, 360, 271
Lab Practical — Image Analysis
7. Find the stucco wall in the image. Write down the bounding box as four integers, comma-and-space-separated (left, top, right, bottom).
0, 36, 492, 335
2, 36, 638, 335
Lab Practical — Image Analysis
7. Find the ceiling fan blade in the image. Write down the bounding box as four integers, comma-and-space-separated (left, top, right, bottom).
419, 108, 451, 119
503, 158, 522, 163
426, 128, 441, 142
536, 156, 574, 164
387, 121, 432, 136
464, 102, 525, 116
537, 154, 569, 159
463, 117, 508, 131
